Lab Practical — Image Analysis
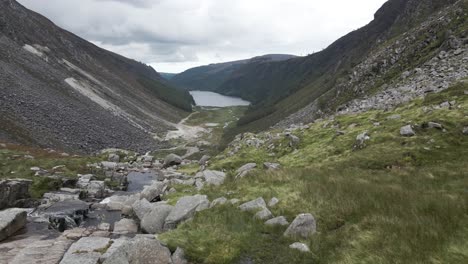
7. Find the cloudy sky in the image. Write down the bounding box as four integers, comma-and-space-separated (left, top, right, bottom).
18, 0, 387, 73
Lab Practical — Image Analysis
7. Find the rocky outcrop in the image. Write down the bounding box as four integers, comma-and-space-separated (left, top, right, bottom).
0, 179, 32, 210
0, 208, 27, 242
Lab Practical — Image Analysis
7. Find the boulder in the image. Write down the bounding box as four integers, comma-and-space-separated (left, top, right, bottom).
400, 125, 416, 137
113, 218, 138, 234
132, 198, 153, 220
354, 131, 370, 150
427, 122, 443, 129
284, 213, 316, 239
164, 154, 182, 167
0, 179, 32, 210
254, 208, 273, 220
104, 195, 129, 211
210, 197, 228, 208
60, 237, 111, 264
141, 204, 173, 234
387, 114, 401, 120
86, 181, 106, 198
265, 216, 289, 226
108, 153, 120, 162
140, 182, 167, 202
268, 197, 279, 207
198, 155, 211, 166
42, 200, 89, 232
263, 162, 281, 170
172, 247, 188, 264
164, 195, 209, 229
142, 155, 154, 163
101, 162, 117, 170
0, 208, 27, 242
198, 170, 226, 186
289, 242, 310, 252
239, 197, 266, 212
463, 127, 468, 135
236, 163, 257, 178
43, 191, 80, 203
102, 236, 172, 264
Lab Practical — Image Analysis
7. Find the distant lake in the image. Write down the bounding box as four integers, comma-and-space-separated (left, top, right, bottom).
189, 91, 250, 107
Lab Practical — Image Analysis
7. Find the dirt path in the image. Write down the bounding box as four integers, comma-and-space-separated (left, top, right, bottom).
164, 111, 207, 141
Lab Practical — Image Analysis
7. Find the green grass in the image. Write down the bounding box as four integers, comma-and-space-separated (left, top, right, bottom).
160, 81, 468, 263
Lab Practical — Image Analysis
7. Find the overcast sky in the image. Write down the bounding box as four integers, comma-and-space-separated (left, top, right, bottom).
18, 0, 387, 73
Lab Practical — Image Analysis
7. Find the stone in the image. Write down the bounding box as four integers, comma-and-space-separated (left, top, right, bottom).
104, 195, 129, 211
199, 170, 226, 186
141, 204, 173, 234
60, 237, 111, 264
210, 197, 228, 208
142, 155, 154, 163
400, 125, 416, 137
263, 162, 281, 170
387, 114, 401, 120
164, 154, 182, 167
108, 153, 120, 162
198, 155, 211, 166
354, 131, 371, 149
43, 200, 89, 232
102, 236, 172, 264
254, 208, 273, 220
284, 213, 317, 239
0, 208, 27, 242
289, 242, 310, 252
287, 134, 300, 148
239, 197, 266, 212
172, 247, 188, 264
164, 195, 209, 229
268, 197, 279, 207
132, 198, 153, 220
230, 198, 240, 204
140, 181, 167, 202
114, 218, 138, 234
0, 179, 32, 210
101, 162, 117, 170
463, 127, 468, 135
427, 122, 443, 129
236, 163, 257, 178
265, 216, 289, 226
86, 181, 106, 198
98, 223, 111, 231
43, 191, 80, 202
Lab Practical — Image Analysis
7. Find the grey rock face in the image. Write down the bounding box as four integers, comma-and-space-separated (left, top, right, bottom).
164, 154, 182, 167
102, 236, 172, 264
164, 195, 209, 229
141, 204, 173, 234
263, 162, 281, 170
289, 242, 310, 252
60, 237, 111, 264
265, 216, 289, 226
172, 247, 188, 264
400, 125, 416, 137
284, 213, 317, 239
239, 197, 266, 212
0, 180, 32, 210
113, 218, 138, 234
199, 170, 226, 186
0, 208, 27, 242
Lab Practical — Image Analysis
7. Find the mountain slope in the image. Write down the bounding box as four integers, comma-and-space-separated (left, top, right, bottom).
170, 54, 297, 92
220, 0, 466, 139
0, 0, 194, 153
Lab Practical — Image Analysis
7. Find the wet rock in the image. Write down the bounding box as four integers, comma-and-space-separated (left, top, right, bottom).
0, 179, 32, 210
42, 200, 89, 232
164, 154, 182, 168
400, 125, 416, 137
268, 197, 279, 207
102, 236, 172, 264
164, 195, 209, 230
263, 162, 281, 170
141, 204, 173, 234
265, 216, 289, 226
114, 218, 138, 234
289, 242, 310, 252
60, 237, 111, 264
197, 170, 226, 186
0, 208, 27, 242
210, 197, 228, 208
284, 213, 317, 239
239, 197, 266, 212
172, 247, 188, 264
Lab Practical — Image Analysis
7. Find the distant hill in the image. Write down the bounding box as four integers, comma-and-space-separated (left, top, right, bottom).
159, 72, 177, 80
0, 0, 194, 153
170, 54, 297, 91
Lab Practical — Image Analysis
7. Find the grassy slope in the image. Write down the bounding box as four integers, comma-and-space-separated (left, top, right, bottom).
160, 81, 468, 263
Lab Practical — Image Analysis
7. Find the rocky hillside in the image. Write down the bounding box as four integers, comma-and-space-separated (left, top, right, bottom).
170, 54, 297, 92
0, 0, 194, 153
221, 0, 466, 139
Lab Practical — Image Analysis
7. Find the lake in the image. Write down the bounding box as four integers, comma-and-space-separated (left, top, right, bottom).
189, 91, 250, 107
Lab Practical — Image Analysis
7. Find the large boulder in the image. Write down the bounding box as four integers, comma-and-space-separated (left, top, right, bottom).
0, 208, 27, 242
0, 179, 32, 210
42, 200, 89, 232
163, 154, 182, 168
60, 237, 111, 264
132, 198, 153, 220
172, 247, 188, 264
197, 170, 226, 186
141, 204, 173, 234
140, 182, 167, 202
164, 195, 209, 230
113, 218, 138, 234
400, 125, 416, 137
102, 236, 172, 264
198, 155, 211, 166
238, 197, 266, 212
86, 181, 106, 198
284, 213, 316, 239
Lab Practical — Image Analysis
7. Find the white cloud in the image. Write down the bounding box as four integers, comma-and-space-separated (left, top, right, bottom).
18, 0, 388, 73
